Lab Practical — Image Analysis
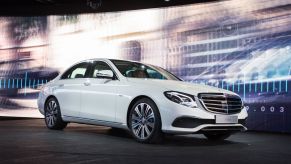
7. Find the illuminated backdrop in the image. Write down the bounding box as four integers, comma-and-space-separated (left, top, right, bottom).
0, 0, 291, 132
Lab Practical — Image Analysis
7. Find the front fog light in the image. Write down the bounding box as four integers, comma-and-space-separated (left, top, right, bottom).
164, 91, 197, 108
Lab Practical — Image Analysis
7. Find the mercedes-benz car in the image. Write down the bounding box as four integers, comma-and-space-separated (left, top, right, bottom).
38, 58, 248, 143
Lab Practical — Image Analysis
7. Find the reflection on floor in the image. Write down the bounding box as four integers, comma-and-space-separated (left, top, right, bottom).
0, 88, 42, 118
0, 119, 290, 164
0, 108, 42, 118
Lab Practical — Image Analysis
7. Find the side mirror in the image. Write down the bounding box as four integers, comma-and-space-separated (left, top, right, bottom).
96, 70, 114, 80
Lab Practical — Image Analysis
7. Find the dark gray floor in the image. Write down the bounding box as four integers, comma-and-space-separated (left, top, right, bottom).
0, 119, 290, 164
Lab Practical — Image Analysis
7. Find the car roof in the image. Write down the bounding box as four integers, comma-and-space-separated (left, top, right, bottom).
82, 58, 147, 65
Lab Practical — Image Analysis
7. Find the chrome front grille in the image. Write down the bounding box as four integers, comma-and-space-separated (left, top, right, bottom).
198, 93, 243, 114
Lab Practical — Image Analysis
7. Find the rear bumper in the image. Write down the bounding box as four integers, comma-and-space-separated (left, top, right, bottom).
37, 90, 46, 115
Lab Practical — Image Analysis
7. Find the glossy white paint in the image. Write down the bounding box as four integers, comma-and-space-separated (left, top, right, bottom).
38, 58, 248, 134
80, 78, 119, 122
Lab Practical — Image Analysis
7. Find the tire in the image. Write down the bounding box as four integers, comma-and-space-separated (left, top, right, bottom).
204, 132, 231, 141
129, 98, 163, 144
44, 97, 67, 130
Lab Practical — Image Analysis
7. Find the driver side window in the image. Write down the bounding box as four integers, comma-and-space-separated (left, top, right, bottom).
146, 68, 166, 80
90, 61, 115, 79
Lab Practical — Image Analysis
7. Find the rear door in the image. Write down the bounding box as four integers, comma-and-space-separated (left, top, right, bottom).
55, 62, 91, 117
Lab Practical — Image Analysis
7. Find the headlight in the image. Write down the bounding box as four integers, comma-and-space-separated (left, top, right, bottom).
164, 91, 197, 108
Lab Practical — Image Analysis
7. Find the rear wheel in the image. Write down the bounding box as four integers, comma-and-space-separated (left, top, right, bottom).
203, 132, 231, 141
44, 97, 67, 130
129, 98, 163, 144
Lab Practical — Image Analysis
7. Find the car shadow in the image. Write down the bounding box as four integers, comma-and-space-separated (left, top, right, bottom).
162, 135, 242, 147
108, 129, 249, 147
112, 131, 247, 147
66, 125, 247, 147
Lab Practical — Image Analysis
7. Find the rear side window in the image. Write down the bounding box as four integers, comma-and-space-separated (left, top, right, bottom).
61, 62, 90, 79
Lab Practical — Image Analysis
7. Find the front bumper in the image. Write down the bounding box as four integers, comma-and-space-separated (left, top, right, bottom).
172, 117, 247, 128
157, 97, 248, 134
166, 117, 247, 134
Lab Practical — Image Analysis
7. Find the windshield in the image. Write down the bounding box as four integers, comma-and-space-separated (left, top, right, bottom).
110, 59, 181, 81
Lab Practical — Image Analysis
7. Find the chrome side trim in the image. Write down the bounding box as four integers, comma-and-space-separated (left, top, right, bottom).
62, 115, 129, 130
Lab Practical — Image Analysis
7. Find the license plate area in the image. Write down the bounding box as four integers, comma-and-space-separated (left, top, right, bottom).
215, 115, 238, 124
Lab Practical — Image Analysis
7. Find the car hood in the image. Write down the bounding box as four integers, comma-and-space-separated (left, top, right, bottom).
127, 78, 237, 96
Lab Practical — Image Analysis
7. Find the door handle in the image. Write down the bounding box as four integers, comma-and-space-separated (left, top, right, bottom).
58, 84, 64, 88
84, 81, 90, 86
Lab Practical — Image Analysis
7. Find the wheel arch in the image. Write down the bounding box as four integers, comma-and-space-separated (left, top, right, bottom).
44, 95, 58, 108
126, 95, 161, 128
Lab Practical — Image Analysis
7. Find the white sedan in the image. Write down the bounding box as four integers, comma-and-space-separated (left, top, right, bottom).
38, 58, 248, 143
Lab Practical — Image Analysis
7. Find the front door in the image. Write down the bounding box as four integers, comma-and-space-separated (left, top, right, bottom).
80, 61, 119, 122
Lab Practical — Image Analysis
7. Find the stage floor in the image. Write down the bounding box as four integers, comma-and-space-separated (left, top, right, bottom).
0, 118, 290, 164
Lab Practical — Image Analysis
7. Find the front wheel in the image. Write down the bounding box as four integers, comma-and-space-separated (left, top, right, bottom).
44, 97, 67, 130
203, 132, 232, 141
129, 98, 163, 144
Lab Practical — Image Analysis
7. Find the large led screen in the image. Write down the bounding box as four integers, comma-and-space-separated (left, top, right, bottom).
0, 0, 291, 132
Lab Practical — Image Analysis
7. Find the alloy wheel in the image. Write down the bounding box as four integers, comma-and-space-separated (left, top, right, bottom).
45, 100, 58, 127
131, 103, 155, 140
